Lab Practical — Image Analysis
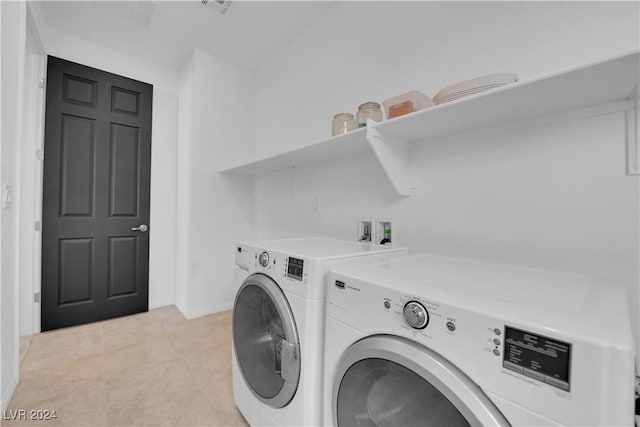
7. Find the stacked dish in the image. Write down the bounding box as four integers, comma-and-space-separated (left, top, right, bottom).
433, 73, 518, 105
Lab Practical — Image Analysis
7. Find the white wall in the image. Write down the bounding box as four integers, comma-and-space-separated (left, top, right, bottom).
18, 19, 180, 329
147, 88, 179, 309
252, 1, 640, 353
175, 49, 255, 318
175, 54, 194, 313
1, 0, 27, 411
256, 1, 639, 155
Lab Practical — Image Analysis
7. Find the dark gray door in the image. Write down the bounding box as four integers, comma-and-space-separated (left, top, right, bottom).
42, 56, 152, 331
333, 336, 510, 427
233, 274, 300, 408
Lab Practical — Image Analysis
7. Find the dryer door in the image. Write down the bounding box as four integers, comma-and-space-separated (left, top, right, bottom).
333, 335, 510, 427
233, 273, 300, 409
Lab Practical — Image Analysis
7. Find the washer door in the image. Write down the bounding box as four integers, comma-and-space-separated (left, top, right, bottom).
233, 273, 300, 409
334, 335, 510, 427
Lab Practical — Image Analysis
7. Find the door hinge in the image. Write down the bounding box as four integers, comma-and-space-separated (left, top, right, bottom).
36, 149, 44, 160
34, 220, 41, 231
39, 78, 45, 89
626, 96, 639, 175
33, 292, 41, 303
2, 184, 12, 209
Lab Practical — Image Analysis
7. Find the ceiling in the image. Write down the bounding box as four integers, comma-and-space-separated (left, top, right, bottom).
32, 1, 336, 70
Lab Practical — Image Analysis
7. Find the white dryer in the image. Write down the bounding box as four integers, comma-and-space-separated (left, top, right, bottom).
232, 238, 407, 426
323, 254, 635, 426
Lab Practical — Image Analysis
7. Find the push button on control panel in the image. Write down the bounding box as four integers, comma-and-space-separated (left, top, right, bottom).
523, 368, 545, 382
446, 321, 456, 332
503, 361, 523, 373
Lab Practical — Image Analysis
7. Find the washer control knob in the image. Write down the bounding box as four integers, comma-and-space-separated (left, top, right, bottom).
258, 251, 270, 267
403, 301, 429, 329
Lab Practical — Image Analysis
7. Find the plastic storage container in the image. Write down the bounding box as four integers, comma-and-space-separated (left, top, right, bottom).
382, 90, 434, 119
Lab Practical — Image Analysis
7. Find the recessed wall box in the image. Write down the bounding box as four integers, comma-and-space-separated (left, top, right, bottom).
357, 218, 374, 243
377, 219, 394, 245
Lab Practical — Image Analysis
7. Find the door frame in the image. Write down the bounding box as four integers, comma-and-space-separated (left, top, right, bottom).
18, 4, 46, 335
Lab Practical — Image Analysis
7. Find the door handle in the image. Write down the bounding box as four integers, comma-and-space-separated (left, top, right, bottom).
131, 224, 148, 232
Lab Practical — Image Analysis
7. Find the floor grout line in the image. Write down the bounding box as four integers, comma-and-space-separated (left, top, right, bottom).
7, 307, 245, 427
19, 335, 34, 369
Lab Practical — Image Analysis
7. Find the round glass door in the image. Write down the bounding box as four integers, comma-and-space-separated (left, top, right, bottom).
233, 274, 300, 408
334, 336, 510, 427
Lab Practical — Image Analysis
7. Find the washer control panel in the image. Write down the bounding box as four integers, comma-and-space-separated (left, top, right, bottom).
403, 301, 429, 329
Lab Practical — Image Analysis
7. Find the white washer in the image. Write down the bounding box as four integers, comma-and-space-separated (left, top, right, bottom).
232, 238, 407, 426
323, 254, 635, 426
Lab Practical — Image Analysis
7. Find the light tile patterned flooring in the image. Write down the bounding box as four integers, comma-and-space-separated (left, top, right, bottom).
4, 306, 248, 427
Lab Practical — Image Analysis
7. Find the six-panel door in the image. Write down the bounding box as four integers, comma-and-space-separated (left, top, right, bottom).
41, 56, 152, 331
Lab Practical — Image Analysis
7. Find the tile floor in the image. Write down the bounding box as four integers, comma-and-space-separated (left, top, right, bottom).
3, 306, 248, 427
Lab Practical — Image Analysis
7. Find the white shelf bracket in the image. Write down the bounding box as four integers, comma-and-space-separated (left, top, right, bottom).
626, 95, 639, 175
366, 125, 414, 196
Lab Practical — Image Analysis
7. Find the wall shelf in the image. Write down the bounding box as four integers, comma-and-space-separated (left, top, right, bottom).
220, 51, 639, 195
219, 127, 368, 175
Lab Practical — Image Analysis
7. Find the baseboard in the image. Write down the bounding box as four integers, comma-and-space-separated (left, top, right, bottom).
1, 373, 18, 413
179, 302, 233, 320
148, 299, 175, 310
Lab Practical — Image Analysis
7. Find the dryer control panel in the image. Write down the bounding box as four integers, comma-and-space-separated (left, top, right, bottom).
251, 249, 309, 285
502, 326, 571, 391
